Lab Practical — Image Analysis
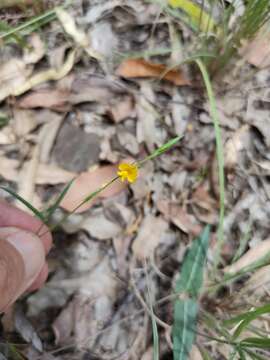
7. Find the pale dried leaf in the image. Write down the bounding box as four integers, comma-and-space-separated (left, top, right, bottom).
0, 127, 16, 145
13, 109, 38, 137
116, 58, 190, 86
132, 215, 168, 259
108, 96, 134, 123
23, 33, 45, 65
36, 164, 75, 185
15, 145, 39, 211
0, 156, 18, 180
224, 125, 250, 168
56, 8, 103, 60
136, 82, 159, 152
189, 345, 203, 360
0, 155, 74, 184
240, 27, 270, 68
80, 209, 122, 240
241, 265, 270, 297
14, 306, 43, 352
224, 239, 270, 274
0, 59, 32, 102
39, 114, 64, 163
60, 165, 126, 213
13, 50, 76, 97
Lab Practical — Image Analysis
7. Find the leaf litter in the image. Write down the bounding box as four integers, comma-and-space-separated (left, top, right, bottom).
1, 1, 270, 359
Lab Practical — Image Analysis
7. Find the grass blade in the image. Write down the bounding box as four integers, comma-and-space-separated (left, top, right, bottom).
43, 178, 75, 224
224, 303, 270, 340
173, 226, 210, 359
195, 59, 225, 271
0, 186, 45, 222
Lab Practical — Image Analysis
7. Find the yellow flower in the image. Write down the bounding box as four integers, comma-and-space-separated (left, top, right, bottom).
117, 163, 138, 183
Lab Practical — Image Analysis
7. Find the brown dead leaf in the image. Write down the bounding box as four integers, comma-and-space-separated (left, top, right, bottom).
240, 27, 270, 68
18, 89, 70, 111
191, 184, 218, 224
132, 215, 168, 259
157, 200, 202, 237
116, 58, 190, 86
224, 239, 270, 274
60, 165, 126, 213
107, 95, 135, 123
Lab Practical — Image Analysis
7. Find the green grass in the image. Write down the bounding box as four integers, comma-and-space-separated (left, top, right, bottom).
151, 0, 270, 76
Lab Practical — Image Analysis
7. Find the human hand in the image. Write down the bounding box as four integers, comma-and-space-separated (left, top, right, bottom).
0, 200, 52, 313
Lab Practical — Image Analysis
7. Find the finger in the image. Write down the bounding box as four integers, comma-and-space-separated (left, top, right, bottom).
0, 227, 45, 313
0, 200, 52, 254
27, 263, 49, 292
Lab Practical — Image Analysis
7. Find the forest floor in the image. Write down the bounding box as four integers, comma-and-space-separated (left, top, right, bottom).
1, 1, 270, 359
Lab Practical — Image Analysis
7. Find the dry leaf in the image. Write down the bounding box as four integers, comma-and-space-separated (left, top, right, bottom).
190, 346, 203, 360
157, 199, 201, 236
15, 146, 40, 211
0, 155, 74, 185
241, 265, 270, 297
136, 81, 159, 152
80, 209, 122, 240
224, 125, 250, 169
240, 27, 270, 68
18, 89, 70, 111
116, 58, 190, 86
224, 239, 270, 274
13, 50, 76, 97
56, 8, 103, 61
23, 33, 45, 65
107, 96, 134, 123
60, 165, 126, 213
36, 164, 75, 185
0, 59, 32, 102
13, 109, 38, 137
132, 215, 168, 259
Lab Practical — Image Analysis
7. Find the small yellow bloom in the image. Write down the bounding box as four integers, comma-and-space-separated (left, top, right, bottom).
117, 163, 138, 183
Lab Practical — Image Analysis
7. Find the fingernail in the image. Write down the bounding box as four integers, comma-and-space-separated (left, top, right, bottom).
0, 227, 45, 311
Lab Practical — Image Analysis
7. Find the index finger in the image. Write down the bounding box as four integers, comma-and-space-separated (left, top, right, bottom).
0, 200, 52, 254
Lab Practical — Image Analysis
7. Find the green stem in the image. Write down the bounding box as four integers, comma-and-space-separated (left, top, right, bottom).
38, 176, 119, 237
195, 58, 225, 272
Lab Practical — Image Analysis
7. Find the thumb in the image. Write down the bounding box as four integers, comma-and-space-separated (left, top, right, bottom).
0, 227, 45, 313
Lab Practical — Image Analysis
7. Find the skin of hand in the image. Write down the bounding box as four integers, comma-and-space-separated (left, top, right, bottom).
0, 200, 52, 313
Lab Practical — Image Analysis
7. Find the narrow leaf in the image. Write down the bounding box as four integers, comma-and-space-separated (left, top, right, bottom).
43, 178, 76, 224
0, 186, 45, 222
173, 226, 210, 360
173, 299, 198, 360
224, 304, 270, 340
175, 225, 210, 297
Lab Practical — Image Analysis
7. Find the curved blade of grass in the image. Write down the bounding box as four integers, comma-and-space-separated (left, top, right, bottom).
241, 337, 270, 349
195, 59, 225, 272
224, 304, 270, 340
42, 178, 76, 224
0, 186, 45, 223
173, 226, 210, 360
